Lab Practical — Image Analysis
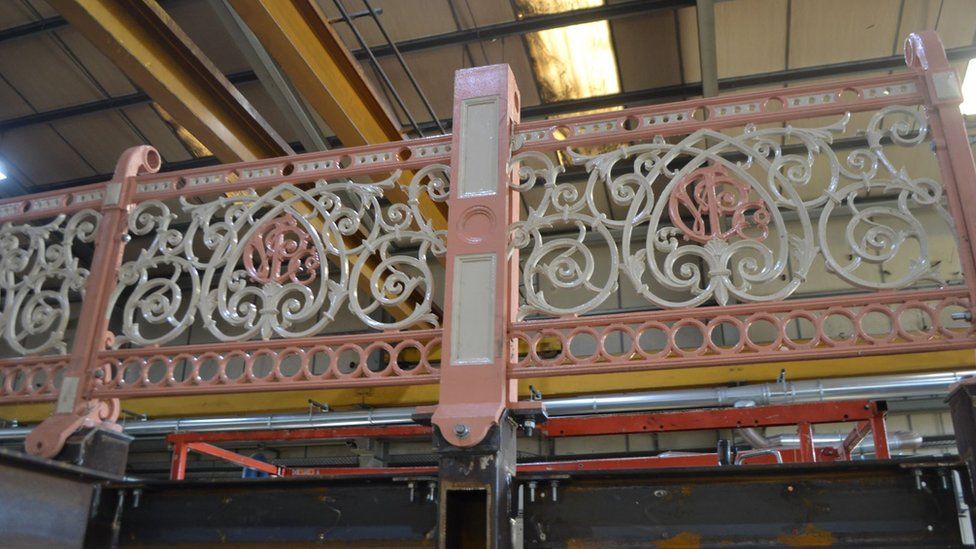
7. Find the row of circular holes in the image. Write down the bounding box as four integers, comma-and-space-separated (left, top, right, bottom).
0, 365, 64, 396
547, 88, 871, 142
131, 143, 453, 196
102, 343, 443, 387
514, 304, 970, 365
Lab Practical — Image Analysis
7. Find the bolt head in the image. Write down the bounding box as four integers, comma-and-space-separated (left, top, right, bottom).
453, 423, 469, 438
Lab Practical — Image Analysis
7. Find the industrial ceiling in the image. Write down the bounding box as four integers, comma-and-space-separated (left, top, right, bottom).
0, 0, 973, 200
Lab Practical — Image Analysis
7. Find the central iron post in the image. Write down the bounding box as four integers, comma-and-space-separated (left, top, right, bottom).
428, 64, 523, 547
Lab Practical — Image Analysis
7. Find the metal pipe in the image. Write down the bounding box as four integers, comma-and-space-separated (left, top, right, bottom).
332, 0, 424, 136
361, 0, 445, 134
738, 426, 772, 449
543, 370, 976, 416
737, 428, 923, 454
0, 370, 970, 441
765, 431, 923, 453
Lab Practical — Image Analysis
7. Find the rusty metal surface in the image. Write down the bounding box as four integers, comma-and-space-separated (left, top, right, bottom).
0, 447, 969, 547
519, 461, 967, 547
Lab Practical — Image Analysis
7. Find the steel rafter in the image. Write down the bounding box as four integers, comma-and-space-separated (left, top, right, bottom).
7, 44, 976, 163
47, 0, 292, 162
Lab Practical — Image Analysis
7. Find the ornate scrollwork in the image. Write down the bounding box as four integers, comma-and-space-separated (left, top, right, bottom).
0, 210, 100, 354
510, 106, 951, 318
109, 167, 449, 347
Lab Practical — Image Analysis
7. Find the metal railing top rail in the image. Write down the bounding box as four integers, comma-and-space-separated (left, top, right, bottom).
0, 133, 453, 224
0, 180, 110, 224
127, 133, 453, 203
0, 71, 925, 223
514, 72, 923, 153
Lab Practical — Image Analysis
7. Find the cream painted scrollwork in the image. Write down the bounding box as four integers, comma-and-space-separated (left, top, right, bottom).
510, 106, 950, 318
819, 106, 949, 289
0, 209, 100, 354
110, 167, 449, 347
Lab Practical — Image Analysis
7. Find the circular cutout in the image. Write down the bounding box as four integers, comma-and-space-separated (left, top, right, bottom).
309, 348, 333, 376
196, 356, 220, 383
784, 312, 819, 349
858, 307, 894, 342
145, 149, 161, 172
568, 330, 599, 362
278, 352, 303, 378
552, 126, 571, 141
746, 316, 779, 349
823, 312, 855, 343
224, 353, 247, 381
671, 320, 707, 356
458, 206, 496, 244
637, 323, 668, 358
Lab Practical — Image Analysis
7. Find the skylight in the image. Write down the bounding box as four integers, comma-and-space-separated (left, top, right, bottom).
962, 58, 976, 115
516, 0, 621, 103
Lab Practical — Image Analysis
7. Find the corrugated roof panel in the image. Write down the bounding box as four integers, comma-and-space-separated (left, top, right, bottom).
0, 77, 33, 119
789, 0, 900, 68
676, 5, 699, 84
52, 111, 146, 173
454, 0, 517, 26
320, 0, 460, 49
716, 0, 788, 78
377, 46, 461, 124
167, 0, 253, 75
476, 37, 543, 107
55, 26, 139, 97
931, 0, 976, 49
120, 103, 194, 164
0, 2, 36, 30
0, 34, 103, 111
0, 125, 96, 186
611, 10, 682, 91
236, 80, 301, 146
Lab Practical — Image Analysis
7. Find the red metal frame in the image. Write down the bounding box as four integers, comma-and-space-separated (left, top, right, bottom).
167, 400, 889, 480
171, 445, 834, 480
540, 401, 887, 436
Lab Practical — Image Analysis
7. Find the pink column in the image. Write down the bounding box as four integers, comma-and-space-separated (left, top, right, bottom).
431, 64, 521, 448
905, 32, 976, 309
25, 146, 161, 458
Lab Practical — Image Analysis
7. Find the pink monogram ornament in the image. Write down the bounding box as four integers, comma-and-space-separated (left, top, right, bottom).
243, 214, 321, 286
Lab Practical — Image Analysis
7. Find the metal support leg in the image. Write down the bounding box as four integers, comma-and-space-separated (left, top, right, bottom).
435, 416, 517, 548
870, 411, 891, 460
948, 379, 976, 497
798, 422, 816, 463
170, 441, 189, 481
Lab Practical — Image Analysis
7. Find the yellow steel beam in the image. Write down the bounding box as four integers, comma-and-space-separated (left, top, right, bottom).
51, 0, 423, 323
3, 349, 972, 422
227, 0, 448, 230
48, 0, 292, 162
227, 0, 399, 147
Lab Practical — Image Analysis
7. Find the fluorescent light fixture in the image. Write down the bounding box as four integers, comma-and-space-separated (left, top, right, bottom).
962, 58, 976, 115
0, 161, 6, 181
517, 0, 620, 103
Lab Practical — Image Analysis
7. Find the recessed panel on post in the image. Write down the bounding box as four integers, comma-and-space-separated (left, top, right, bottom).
457, 97, 500, 198
450, 253, 497, 365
